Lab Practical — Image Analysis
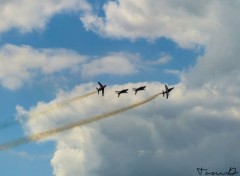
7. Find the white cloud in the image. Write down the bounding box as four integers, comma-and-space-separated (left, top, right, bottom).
8, 1, 240, 175
0, 44, 86, 90
16, 82, 240, 176
164, 69, 181, 77
182, 1, 240, 89
0, 0, 91, 33
81, 52, 142, 78
147, 53, 172, 65
155, 54, 172, 65
0, 45, 146, 90
82, 0, 240, 89
51, 128, 102, 176
81, 0, 220, 48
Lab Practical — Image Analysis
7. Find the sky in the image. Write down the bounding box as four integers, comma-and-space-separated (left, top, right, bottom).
0, 0, 240, 176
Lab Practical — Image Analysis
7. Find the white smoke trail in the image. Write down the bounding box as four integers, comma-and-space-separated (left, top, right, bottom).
0, 93, 160, 150
0, 91, 97, 130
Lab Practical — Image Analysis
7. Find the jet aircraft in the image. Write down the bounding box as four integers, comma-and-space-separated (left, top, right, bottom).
132, 86, 146, 95
96, 82, 106, 96
115, 89, 128, 97
161, 85, 174, 99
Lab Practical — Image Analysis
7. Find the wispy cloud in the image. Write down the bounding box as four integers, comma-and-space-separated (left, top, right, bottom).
81, 52, 142, 78
164, 69, 181, 76
0, 46, 146, 90
8, 150, 51, 161
0, 0, 91, 33
0, 44, 86, 90
147, 53, 172, 65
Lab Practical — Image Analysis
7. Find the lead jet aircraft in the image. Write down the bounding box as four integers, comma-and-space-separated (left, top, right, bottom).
115, 89, 128, 97
161, 85, 174, 99
96, 82, 106, 96
132, 86, 146, 95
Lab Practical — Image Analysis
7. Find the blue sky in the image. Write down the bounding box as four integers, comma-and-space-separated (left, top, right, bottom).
0, 1, 240, 176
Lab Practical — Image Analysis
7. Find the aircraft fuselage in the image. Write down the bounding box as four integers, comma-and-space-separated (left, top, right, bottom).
116, 89, 128, 97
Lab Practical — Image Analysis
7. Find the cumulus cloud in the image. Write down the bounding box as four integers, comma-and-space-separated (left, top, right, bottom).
184, 1, 240, 88
0, 0, 91, 33
81, 0, 220, 48
81, 52, 142, 78
82, 0, 240, 89
16, 82, 240, 176
0, 44, 86, 90
171, 0, 240, 139
51, 127, 102, 176
10, 1, 240, 176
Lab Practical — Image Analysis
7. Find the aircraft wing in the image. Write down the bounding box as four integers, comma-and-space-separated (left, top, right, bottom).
98, 82, 103, 87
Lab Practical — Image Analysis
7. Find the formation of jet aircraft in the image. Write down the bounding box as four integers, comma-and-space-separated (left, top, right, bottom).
97, 82, 174, 98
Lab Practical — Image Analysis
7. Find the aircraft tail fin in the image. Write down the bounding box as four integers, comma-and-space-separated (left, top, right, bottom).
133, 88, 137, 95
115, 91, 120, 97
165, 85, 168, 91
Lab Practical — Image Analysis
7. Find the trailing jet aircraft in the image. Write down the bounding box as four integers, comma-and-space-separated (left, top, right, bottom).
96, 82, 106, 96
115, 89, 128, 97
132, 86, 146, 95
161, 85, 174, 99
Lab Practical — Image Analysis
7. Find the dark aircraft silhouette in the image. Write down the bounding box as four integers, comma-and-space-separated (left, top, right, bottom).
115, 89, 128, 97
161, 85, 174, 99
96, 82, 106, 96
132, 86, 146, 95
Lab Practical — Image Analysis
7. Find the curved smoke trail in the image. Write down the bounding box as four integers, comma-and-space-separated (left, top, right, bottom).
0, 91, 97, 131
0, 93, 160, 150
29, 91, 97, 117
